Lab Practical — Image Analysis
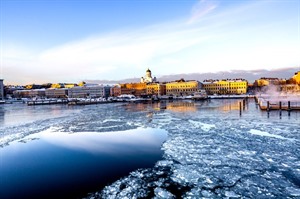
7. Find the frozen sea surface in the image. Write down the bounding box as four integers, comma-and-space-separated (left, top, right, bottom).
1, 100, 300, 198
88, 100, 300, 198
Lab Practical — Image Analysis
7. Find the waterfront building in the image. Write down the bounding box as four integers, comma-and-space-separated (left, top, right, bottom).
3, 85, 24, 98
45, 89, 68, 98
111, 85, 121, 97
291, 71, 300, 84
165, 79, 201, 96
146, 83, 166, 96
103, 86, 112, 98
120, 83, 147, 97
0, 79, 4, 99
141, 68, 157, 83
68, 86, 105, 98
202, 79, 248, 95
13, 89, 46, 98
254, 77, 286, 87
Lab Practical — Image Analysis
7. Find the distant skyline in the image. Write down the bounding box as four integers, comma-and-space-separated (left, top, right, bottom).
1, 0, 299, 85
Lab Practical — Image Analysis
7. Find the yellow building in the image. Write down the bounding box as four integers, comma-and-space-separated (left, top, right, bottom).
120, 83, 147, 97
146, 83, 166, 96
291, 71, 300, 84
254, 79, 270, 87
165, 79, 201, 96
202, 79, 248, 95
254, 77, 286, 87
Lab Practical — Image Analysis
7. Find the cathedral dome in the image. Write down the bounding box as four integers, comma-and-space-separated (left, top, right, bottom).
146, 68, 151, 73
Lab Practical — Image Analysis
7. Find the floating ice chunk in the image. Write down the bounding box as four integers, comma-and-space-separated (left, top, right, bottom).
206, 177, 213, 184
201, 190, 215, 197
237, 150, 256, 156
156, 160, 173, 167
154, 187, 175, 199
249, 129, 294, 141
225, 191, 240, 198
188, 120, 215, 132
286, 187, 300, 197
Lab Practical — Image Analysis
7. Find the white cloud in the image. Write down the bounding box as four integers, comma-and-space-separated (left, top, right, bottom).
187, 0, 218, 24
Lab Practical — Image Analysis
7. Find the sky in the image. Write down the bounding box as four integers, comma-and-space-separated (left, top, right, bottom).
0, 0, 299, 85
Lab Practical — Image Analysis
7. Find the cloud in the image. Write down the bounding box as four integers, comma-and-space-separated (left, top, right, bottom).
38, 28, 210, 67
187, 0, 218, 24
1, 0, 299, 85
2, 24, 212, 84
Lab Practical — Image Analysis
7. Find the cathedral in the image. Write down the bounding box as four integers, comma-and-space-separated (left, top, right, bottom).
141, 68, 156, 83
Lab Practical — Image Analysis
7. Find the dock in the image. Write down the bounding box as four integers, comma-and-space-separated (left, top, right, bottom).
27, 99, 69, 106
256, 95, 300, 111
208, 94, 255, 99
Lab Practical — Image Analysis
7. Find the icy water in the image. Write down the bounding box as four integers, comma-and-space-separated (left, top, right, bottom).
0, 99, 300, 198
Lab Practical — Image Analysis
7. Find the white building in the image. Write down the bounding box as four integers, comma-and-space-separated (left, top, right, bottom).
68, 86, 105, 98
141, 68, 157, 83
45, 89, 68, 98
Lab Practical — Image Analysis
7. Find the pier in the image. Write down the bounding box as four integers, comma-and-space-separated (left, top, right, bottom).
256, 95, 300, 111
27, 99, 69, 106
208, 94, 255, 99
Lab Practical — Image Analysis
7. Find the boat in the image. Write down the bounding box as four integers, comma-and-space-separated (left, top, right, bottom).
0, 100, 5, 104
192, 90, 208, 100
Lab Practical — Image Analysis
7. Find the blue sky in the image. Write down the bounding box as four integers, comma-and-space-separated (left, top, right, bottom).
1, 0, 299, 85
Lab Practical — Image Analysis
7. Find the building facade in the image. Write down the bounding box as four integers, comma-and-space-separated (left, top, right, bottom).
110, 85, 121, 97
45, 89, 68, 98
202, 79, 248, 95
0, 79, 4, 100
165, 79, 201, 96
13, 89, 46, 98
68, 86, 105, 98
120, 83, 147, 97
254, 77, 286, 87
291, 71, 300, 84
146, 83, 166, 96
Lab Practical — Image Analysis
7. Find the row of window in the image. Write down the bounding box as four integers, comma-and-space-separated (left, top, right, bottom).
167, 85, 197, 88
204, 87, 247, 89
166, 89, 197, 92
203, 84, 247, 88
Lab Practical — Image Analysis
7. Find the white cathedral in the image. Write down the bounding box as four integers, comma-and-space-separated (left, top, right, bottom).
141, 68, 157, 83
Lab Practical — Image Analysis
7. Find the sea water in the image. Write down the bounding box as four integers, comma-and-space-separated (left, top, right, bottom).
1, 99, 299, 198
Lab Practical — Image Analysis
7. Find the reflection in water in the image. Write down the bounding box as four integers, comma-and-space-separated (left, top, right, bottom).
0, 103, 81, 127
166, 101, 196, 112
218, 99, 243, 112
0, 128, 167, 199
124, 101, 198, 113
33, 128, 167, 154
123, 99, 252, 118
